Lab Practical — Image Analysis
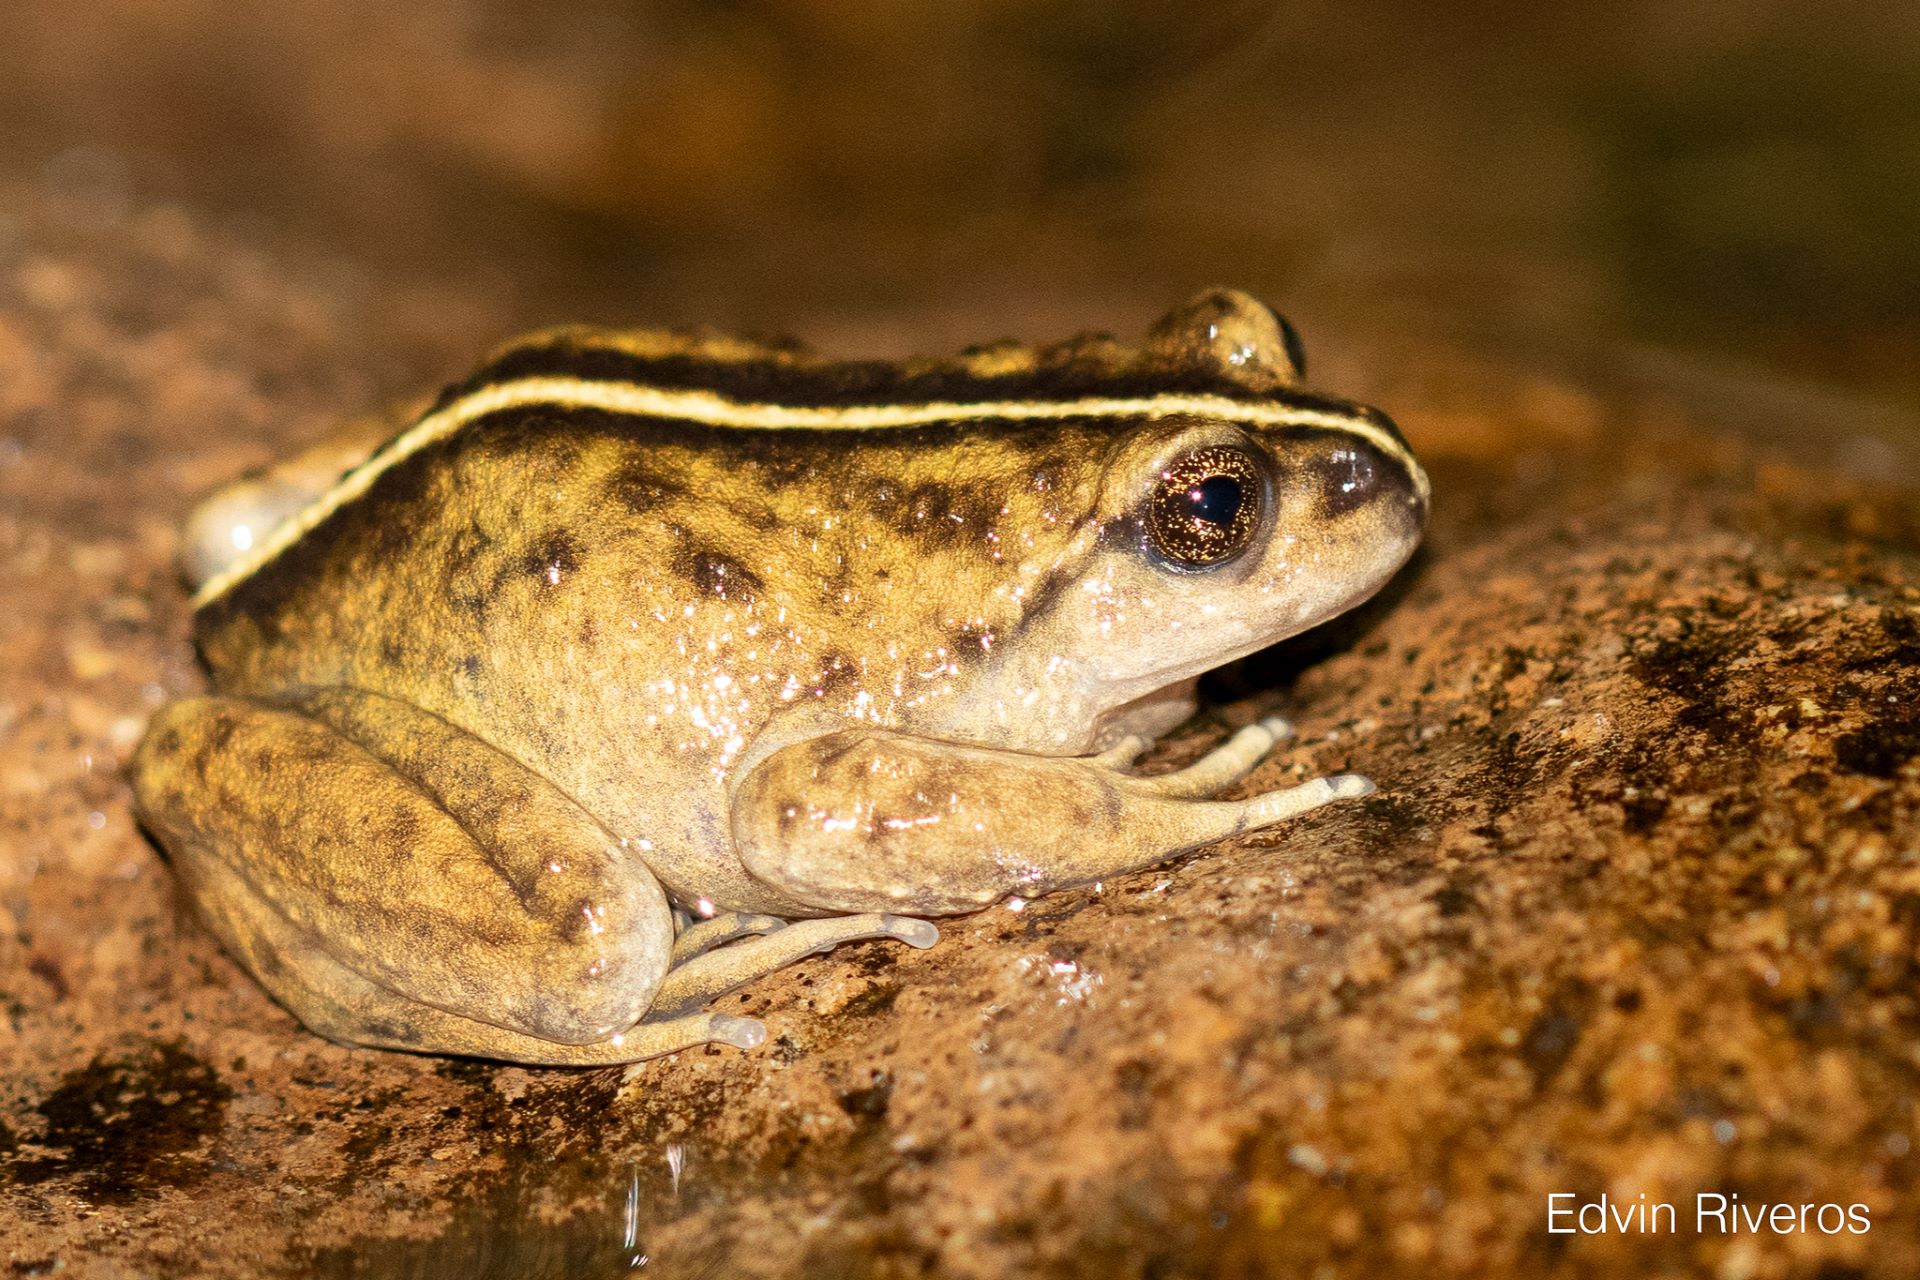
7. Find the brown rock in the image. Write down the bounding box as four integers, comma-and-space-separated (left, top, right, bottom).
4, 175, 1920, 1279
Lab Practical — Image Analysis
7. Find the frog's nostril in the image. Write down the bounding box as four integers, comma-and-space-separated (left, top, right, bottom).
1314, 443, 1383, 517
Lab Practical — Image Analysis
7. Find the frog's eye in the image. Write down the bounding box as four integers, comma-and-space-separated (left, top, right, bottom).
1146, 447, 1263, 569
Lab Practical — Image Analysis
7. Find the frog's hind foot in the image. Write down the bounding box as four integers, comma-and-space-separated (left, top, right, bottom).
170, 857, 765, 1065
1129, 714, 1294, 797
305, 965, 770, 1065
648, 913, 938, 1020
670, 911, 787, 965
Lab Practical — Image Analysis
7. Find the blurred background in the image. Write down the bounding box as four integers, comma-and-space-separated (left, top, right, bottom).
1, 0, 1915, 418
3, 10, 1919, 1273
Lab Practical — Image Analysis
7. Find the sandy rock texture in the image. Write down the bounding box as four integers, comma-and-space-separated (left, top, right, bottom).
3, 165, 1920, 1279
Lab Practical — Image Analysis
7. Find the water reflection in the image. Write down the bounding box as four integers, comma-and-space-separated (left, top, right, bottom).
303, 1149, 720, 1280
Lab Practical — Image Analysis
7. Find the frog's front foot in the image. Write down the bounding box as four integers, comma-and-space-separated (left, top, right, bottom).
1119, 714, 1294, 792
1097, 714, 1372, 808
1160, 712, 1377, 830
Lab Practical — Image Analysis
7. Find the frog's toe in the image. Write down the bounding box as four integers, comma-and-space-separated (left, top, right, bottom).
648, 912, 942, 1019
881, 915, 940, 949
1133, 716, 1294, 798
707, 1013, 768, 1050
1093, 733, 1154, 768
671, 910, 788, 965
1231, 772, 1375, 831
1256, 714, 1295, 742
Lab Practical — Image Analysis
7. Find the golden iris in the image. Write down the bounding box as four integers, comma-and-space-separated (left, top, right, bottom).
1147, 447, 1261, 568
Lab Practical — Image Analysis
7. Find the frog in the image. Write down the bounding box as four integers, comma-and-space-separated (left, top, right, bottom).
129, 289, 1428, 1065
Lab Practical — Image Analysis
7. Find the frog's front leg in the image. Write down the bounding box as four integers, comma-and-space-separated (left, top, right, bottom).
731, 724, 1369, 915
132, 688, 757, 1064
1094, 714, 1294, 791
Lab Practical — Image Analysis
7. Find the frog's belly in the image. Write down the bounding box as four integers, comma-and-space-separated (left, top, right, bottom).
523, 722, 844, 921
642, 839, 840, 919
507, 748, 845, 920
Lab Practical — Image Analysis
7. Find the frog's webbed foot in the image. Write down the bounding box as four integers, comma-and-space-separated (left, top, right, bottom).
650, 913, 937, 1020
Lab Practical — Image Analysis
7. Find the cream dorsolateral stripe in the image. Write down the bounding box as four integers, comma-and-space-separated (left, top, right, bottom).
195, 376, 1427, 607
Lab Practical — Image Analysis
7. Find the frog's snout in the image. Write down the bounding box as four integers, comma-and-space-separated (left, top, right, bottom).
1296, 431, 1427, 545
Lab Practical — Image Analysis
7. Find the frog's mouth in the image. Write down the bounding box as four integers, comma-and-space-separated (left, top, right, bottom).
1087, 583, 1359, 692
1078, 559, 1409, 725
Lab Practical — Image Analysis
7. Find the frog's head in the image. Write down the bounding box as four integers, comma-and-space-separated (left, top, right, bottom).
963, 290, 1428, 751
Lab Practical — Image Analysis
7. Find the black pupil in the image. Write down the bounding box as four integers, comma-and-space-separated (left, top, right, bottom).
1184, 475, 1242, 527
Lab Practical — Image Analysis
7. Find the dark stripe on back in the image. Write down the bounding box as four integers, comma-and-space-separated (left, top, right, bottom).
425, 338, 1376, 421
329, 402, 1105, 530
440, 403, 1108, 455
201, 402, 1088, 628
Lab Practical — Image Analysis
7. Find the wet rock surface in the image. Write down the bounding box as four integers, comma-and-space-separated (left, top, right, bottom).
4, 170, 1920, 1279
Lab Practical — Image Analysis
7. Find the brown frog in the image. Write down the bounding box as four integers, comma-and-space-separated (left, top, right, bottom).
131, 290, 1428, 1064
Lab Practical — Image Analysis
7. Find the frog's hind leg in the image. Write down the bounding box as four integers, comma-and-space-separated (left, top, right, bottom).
182, 861, 762, 1064
179, 421, 401, 589
131, 688, 710, 1062
670, 911, 787, 964
648, 914, 938, 1019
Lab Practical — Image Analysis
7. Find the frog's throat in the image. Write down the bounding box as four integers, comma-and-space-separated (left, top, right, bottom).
982, 556, 1409, 756
191, 375, 1425, 608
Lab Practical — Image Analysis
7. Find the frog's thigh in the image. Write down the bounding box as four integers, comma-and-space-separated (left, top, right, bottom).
182, 853, 760, 1064
732, 728, 1371, 915
132, 692, 674, 1048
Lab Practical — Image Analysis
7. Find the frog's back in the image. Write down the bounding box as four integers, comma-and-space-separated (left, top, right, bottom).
189, 305, 1418, 809
188, 329, 1175, 779
192, 314, 1363, 681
